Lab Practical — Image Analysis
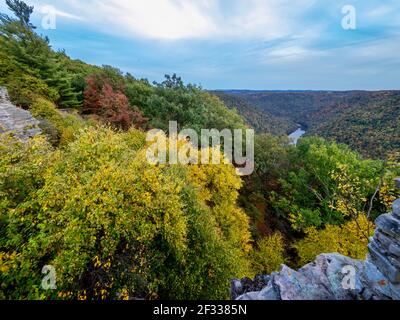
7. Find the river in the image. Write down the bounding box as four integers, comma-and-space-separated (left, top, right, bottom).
289, 127, 306, 145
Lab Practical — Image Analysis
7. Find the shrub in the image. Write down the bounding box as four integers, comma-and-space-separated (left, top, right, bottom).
250, 233, 286, 275
272, 137, 390, 232
0, 126, 253, 300
30, 97, 87, 146
293, 214, 375, 266
6, 73, 60, 107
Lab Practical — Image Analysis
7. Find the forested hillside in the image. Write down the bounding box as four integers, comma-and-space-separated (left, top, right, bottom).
223, 90, 400, 159
211, 91, 297, 135
308, 92, 400, 159
0, 1, 399, 301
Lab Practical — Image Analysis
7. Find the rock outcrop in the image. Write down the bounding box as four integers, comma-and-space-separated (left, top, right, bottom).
0, 87, 41, 140
232, 179, 400, 300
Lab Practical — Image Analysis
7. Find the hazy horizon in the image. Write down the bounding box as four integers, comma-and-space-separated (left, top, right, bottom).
212, 88, 400, 92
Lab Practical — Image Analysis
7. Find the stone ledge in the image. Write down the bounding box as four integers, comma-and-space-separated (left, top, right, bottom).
0, 87, 41, 140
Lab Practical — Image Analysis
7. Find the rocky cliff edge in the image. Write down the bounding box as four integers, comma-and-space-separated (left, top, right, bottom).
0, 87, 41, 140
232, 179, 400, 300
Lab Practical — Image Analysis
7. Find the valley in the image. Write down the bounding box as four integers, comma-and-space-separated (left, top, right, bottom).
214, 90, 400, 159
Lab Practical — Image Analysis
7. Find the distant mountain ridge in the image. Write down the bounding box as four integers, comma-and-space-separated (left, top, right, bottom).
211, 91, 297, 136
215, 90, 400, 159
222, 89, 347, 93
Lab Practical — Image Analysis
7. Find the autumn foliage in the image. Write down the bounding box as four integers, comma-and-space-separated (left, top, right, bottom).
83, 74, 147, 130
2, 0, 400, 301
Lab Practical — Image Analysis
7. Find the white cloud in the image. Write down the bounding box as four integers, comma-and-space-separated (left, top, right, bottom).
268, 45, 309, 58
36, 4, 83, 21
29, 0, 318, 40
260, 44, 325, 64
52, 9, 82, 20
89, 0, 216, 40
365, 4, 394, 19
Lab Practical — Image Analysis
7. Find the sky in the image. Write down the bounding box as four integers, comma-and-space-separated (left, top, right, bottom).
1, 0, 400, 90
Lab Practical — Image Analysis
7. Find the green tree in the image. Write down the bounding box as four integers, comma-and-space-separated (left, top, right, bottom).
0, 0, 35, 29
271, 137, 398, 232
0, 127, 253, 300
293, 215, 374, 266
251, 233, 286, 275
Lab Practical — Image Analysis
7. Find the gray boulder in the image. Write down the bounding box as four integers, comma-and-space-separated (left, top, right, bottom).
0, 87, 41, 140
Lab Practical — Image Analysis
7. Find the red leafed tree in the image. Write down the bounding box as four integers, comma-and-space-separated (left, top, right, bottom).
83, 74, 147, 130
83, 76, 103, 114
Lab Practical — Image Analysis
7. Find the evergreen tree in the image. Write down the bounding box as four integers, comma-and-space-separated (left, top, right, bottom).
45, 67, 80, 108
0, 0, 35, 29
